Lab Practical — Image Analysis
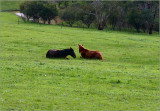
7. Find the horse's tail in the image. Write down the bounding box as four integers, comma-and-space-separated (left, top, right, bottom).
99, 53, 106, 61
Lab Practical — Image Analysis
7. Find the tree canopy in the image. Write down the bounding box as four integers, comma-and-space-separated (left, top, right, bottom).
20, 0, 159, 34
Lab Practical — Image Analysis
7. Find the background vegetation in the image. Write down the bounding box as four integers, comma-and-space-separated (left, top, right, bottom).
18, 1, 159, 34
1, 1, 159, 34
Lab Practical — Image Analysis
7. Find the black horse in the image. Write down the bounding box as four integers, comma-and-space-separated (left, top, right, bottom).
46, 47, 76, 59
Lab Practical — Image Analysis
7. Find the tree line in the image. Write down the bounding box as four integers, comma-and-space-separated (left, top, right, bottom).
20, 1, 159, 34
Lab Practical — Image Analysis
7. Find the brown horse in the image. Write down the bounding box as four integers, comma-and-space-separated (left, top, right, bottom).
78, 44, 105, 60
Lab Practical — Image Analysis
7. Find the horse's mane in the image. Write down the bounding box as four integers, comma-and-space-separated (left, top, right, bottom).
79, 45, 88, 53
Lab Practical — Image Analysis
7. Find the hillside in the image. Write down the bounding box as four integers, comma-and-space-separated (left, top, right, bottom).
1, 12, 159, 110
1, 1, 23, 11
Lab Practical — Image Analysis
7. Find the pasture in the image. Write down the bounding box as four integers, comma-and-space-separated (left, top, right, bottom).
0, 12, 159, 110
1, 1, 23, 11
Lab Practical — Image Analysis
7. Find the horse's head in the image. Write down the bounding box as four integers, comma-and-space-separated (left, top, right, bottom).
69, 47, 76, 58
78, 44, 85, 53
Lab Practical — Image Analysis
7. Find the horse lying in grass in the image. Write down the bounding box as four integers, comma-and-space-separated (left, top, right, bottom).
78, 44, 105, 60
46, 48, 76, 59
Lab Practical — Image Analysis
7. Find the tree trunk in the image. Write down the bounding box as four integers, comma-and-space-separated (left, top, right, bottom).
37, 18, 39, 23
58, 1, 61, 8
27, 17, 29, 22
142, 27, 146, 33
98, 24, 104, 30
136, 28, 140, 33
48, 19, 51, 24
87, 24, 90, 28
149, 25, 153, 34
54, 19, 57, 25
135, 24, 140, 33
143, 29, 146, 33
33, 19, 36, 23
69, 23, 72, 27
22, 17, 26, 22
112, 24, 116, 30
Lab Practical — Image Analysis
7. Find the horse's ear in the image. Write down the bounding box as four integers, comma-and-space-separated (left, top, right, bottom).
82, 44, 83, 46
70, 47, 72, 49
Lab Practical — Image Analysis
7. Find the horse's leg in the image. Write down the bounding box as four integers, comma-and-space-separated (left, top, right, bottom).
65, 57, 69, 60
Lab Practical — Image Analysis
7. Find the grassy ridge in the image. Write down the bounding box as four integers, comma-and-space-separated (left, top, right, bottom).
1, 1, 24, 11
0, 12, 159, 110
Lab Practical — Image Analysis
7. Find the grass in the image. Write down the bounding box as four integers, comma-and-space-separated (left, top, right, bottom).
1, 1, 24, 11
0, 12, 159, 110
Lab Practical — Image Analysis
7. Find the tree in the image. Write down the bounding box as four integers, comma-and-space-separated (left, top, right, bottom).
141, 9, 154, 34
114, 1, 129, 31
90, 1, 119, 30
20, 1, 43, 23
135, 1, 159, 34
40, 3, 57, 24
108, 9, 119, 30
81, 14, 95, 28
128, 8, 143, 33
59, 7, 77, 27
20, 1, 32, 22
20, 1, 57, 24
79, 2, 95, 28
67, 2, 95, 28
28, 1, 43, 23
153, 18, 159, 32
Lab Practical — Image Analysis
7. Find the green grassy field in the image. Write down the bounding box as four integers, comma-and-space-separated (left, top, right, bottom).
1, 1, 23, 11
0, 12, 159, 110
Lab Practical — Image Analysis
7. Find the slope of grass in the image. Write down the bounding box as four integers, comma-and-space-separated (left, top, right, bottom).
1, 1, 24, 11
0, 12, 159, 110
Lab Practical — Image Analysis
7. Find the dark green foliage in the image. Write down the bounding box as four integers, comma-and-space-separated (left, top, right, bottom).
81, 14, 95, 28
108, 9, 119, 30
20, 1, 31, 21
19, 1, 158, 34
128, 1, 159, 34
141, 9, 154, 33
40, 3, 57, 24
20, 1, 57, 24
79, 2, 95, 28
58, 6, 77, 27
128, 8, 143, 33
20, 1, 44, 22
58, 2, 95, 28
153, 18, 159, 32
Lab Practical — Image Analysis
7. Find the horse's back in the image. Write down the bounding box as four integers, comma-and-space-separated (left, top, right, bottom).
46, 49, 57, 58
79, 45, 103, 60
86, 50, 102, 59
93, 51, 103, 59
